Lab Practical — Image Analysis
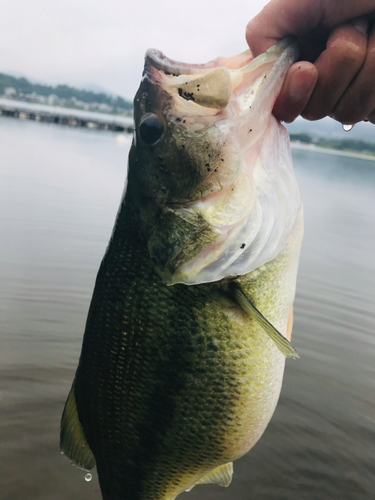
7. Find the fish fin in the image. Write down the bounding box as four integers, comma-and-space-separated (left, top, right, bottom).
196, 462, 234, 487
286, 307, 294, 342
60, 382, 96, 470
186, 463, 233, 492
232, 284, 299, 359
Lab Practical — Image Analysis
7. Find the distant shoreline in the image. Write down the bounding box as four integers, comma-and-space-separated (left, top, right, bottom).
291, 142, 375, 162
0, 97, 133, 133
1, 100, 374, 163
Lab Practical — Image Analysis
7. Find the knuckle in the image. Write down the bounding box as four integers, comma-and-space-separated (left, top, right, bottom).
245, 21, 256, 45
367, 111, 375, 125
333, 90, 375, 124
341, 45, 363, 66
300, 109, 325, 121
301, 99, 328, 121
245, 22, 251, 38
332, 101, 367, 124
330, 38, 366, 67
275, 108, 298, 123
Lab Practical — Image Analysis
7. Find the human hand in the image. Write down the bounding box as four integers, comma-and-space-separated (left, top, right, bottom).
246, 0, 375, 124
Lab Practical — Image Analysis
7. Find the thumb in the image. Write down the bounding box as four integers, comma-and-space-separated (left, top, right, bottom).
245, 0, 324, 57
246, 0, 375, 57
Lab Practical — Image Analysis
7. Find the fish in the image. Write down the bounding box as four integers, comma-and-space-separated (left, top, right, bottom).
60, 37, 303, 500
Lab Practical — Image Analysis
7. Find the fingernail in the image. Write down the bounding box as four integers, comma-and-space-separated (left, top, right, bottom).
288, 67, 316, 101
351, 17, 368, 35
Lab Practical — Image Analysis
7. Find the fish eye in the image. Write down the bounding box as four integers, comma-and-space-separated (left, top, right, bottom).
139, 113, 164, 145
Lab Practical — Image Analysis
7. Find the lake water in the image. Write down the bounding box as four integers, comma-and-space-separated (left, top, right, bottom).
1, 117, 374, 500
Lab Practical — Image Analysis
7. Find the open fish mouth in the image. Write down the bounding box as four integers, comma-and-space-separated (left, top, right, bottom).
143, 37, 298, 113
132, 39, 302, 286
145, 37, 297, 75
145, 47, 254, 74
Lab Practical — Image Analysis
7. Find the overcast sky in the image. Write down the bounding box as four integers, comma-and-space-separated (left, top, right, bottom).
1, 0, 269, 100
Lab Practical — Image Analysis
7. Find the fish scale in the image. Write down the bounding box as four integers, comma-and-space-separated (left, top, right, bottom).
67, 200, 297, 500
61, 38, 302, 500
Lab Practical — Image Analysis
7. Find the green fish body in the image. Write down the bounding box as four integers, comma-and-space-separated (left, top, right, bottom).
61, 39, 303, 500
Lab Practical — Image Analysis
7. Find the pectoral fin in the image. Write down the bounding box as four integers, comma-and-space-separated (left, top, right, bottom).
286, 307, 294, 342
186, 462, 233, 492
60, 382, 96, 470
232, 284, 299, 359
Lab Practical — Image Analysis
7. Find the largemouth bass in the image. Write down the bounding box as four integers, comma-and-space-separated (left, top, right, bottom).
61, 38, 303, 500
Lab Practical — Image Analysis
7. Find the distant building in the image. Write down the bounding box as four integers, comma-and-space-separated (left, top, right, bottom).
97, 103, 113, 113
48, 94, 59, 105
4, 87, 17, 98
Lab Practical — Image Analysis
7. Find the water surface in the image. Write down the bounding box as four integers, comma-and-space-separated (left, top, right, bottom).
1, 118, 374, 500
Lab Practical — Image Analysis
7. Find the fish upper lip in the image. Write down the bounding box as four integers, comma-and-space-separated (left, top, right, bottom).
145, 48, 252, 76
145, 37, 298, 78
145, 49, 217, 76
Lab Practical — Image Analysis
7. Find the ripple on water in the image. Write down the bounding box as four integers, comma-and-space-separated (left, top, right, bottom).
0, 119, 374, 499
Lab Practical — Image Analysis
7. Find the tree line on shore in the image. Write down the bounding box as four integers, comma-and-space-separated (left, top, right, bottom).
290, 133, 375, 155
0, 73, 132, 112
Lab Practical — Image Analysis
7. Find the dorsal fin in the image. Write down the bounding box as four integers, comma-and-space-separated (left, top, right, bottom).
186, 462, 233, 492
231, 283, 299, 359
60, 382, 96, 470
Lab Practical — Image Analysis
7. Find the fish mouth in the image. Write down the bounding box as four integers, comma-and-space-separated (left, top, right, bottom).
143, 38, 298, 113
145, 48, 254, 76
139, 39, 301, 286
145, 37, 298, 82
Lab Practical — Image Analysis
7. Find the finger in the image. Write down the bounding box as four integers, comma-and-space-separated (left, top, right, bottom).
367, 110, 375, 125
246, 0, 323, 57
246, 0, 375, 58
302, 18, 368, 121
273, 62, 317, 122
333, 23, 375, 123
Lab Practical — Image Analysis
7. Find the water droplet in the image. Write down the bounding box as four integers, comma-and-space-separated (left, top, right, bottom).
85, 473, 92, 482
342, 124, 354, 132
